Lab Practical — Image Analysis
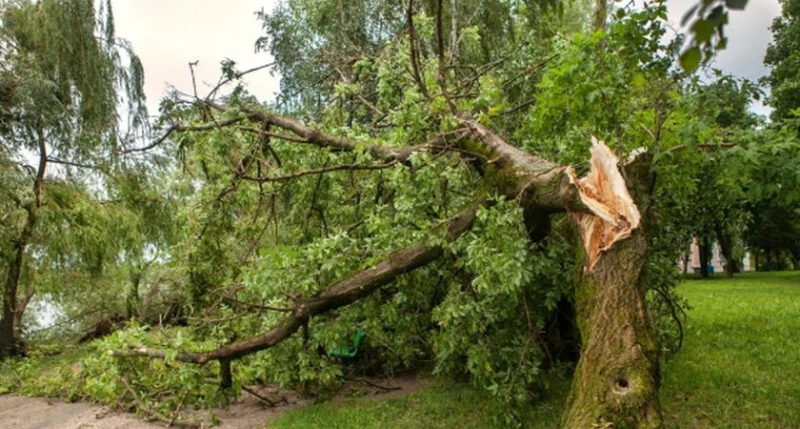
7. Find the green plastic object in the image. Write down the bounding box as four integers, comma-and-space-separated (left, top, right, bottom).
330, 330, 365, 358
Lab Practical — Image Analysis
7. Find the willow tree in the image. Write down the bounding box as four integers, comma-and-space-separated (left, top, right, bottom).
109, 1, 709, 427
0, 0, 147, 358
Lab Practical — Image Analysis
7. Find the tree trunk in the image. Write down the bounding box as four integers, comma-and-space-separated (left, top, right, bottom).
1, 244, 25, 359
559, 144, 662, 428
698, 236, 710, 278
562, 228, 662, 428
682, 249, 690, 275
127, 269, 142, 320
2, 124, 47, 359
14, 279, 36, 331
715, 226, 737, 278
219, 358, 233, 390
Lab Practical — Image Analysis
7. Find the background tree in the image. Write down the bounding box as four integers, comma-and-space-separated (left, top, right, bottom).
0, 0, 148, 358
764, 0, 800, 126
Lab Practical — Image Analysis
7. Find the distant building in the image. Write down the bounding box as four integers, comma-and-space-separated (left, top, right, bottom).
678, 237, 754, 274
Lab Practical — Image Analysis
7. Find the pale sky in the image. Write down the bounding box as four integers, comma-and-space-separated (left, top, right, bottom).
110, 0, 781, 116
111, 0, 280, 114
665, 0, 782, 116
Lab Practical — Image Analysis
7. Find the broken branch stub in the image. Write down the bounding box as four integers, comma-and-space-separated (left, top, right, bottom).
568, 138, 641, 271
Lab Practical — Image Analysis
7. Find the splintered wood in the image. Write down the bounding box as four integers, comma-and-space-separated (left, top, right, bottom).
568, 138, 641, 271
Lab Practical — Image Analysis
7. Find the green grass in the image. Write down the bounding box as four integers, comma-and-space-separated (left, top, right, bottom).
270, 379, 569, 429
661, 271, 800, 428
270, 271, 800, 429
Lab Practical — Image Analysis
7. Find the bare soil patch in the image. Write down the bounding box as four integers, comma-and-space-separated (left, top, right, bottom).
0, 373, 424, 428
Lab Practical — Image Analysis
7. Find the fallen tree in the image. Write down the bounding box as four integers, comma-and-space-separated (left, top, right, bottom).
109, 1, 687, 427
115, 107, 662, 427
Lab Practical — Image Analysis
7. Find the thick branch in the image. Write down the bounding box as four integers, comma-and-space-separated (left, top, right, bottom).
111, 202, 481, 363
459, 119, 588, 212
206, 101, 430, 162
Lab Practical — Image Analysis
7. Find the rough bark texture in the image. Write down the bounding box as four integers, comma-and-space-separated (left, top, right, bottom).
560, 148, 662, 428
1, 242, 25, 358
562, 227, 662, 428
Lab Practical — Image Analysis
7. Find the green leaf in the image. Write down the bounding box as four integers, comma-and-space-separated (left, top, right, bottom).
680, 47, 702, 73
725, 0, 748, 10
692, 19, 715, 43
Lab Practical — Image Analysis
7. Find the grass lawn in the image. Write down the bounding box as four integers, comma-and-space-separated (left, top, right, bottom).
269, 271, 800, 429
661, 271, 800, 428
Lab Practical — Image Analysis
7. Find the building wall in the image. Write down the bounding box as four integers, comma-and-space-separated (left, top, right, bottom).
678, 237, 753, 273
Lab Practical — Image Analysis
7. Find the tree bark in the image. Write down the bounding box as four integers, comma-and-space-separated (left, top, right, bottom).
14, 279, 36, 331
715, 226, 738, 278
562, 228, 662, 428
559, 144, 662, 428
1, 242, 26, 358
1, 124, 46, 359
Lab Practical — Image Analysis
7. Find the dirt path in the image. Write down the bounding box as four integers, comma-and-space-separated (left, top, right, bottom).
0, 373, 423, 429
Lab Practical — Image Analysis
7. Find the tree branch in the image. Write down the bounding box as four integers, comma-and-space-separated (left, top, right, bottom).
110, 202, 483, 364
120, 117, 247, 154
206, 62, 277, 102
237, 160, 399, 183
407, 0, 430, 99
205, 101, 457, 162
46, 157, 103, 170
436, 0, 457, 113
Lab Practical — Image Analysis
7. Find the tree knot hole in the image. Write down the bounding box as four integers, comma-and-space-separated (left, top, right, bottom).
612, 377, 630, 394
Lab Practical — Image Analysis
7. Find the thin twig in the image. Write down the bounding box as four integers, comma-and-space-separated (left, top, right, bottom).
206, 62, 277, 101
242, 386, 277, 407
188, 61, 199, 100
346, 376, 402, 391
237, 160, 399, 183
120, 377, 200, 428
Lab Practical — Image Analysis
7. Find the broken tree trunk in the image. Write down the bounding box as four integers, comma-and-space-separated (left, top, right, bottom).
560, 142, 662, 428
459, 123, 663, 427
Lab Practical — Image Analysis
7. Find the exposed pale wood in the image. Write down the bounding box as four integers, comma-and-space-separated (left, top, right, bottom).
567, 138, 641, 271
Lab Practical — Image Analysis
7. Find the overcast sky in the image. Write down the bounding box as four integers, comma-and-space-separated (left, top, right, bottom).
110, 0, 781, 116
111, 0, 280, 114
